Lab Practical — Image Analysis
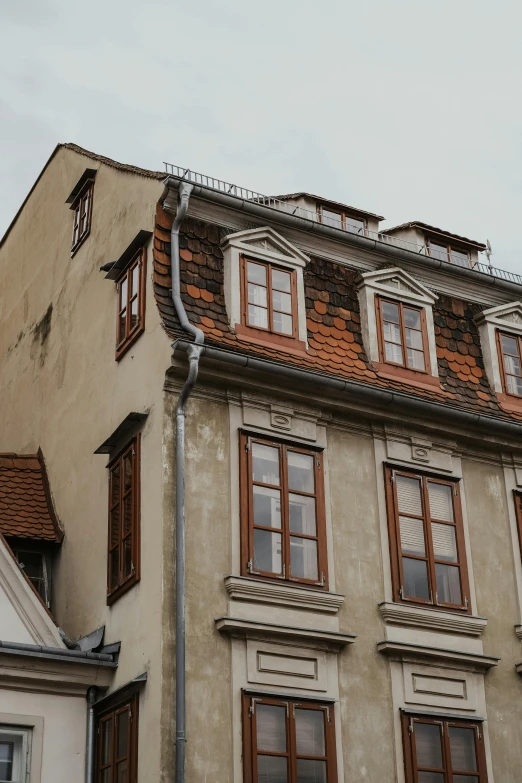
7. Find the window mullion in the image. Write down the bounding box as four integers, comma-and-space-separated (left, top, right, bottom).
126, 268, 132, 339
281, 445, 289, 580
441, 719, 452, 780
421, 477, 435, 604
267, 263, 274, 333
399, 302, 408, 369
118, 456, 125, 587
288, 699, 297, 783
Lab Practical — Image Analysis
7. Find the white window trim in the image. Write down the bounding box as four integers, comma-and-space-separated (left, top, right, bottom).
356, 266, 439, 377
0, 726, 31, 783
475, 301, 522, 394
221, 226, 309, 345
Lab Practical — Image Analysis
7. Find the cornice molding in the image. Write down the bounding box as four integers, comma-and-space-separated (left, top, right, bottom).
225, 576, 344, 614
377, 640, 498, 672
215, 616, 355, 652
379, 602, 487, 637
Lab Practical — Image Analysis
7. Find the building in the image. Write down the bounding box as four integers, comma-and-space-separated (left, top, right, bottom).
1, 142, 522, 781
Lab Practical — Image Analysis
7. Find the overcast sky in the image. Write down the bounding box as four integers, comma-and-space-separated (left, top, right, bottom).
1, 0, 521, 274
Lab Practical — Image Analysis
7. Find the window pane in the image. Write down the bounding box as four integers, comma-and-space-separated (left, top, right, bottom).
110, 507, 120, 549
404, 308, 421, 329
119, 310, 127, 343
345, 216, 365, 234
382, 301, 400, 324
396, 476, 423, 516
273, 312, 293, 335
130, 297, 138, 330
124, 454, 133, 492
123, 495, 133, 537
248, 304, 269, 329
290, 537, 318, 581
295, 709, 325, 756
430, 243, 447, 261
406, 328, 423, 350
407, 348, 426, 371
288, 452, 314, 493
289, 494, 316, 536
253, 486, 282, 529
248, 282, 268, 307
506, 374, 522, 396
116, 760, 128, 783
0, 742, 13, 781
254, 529, 282, 574
120, 279, 128, 308
501, 334, 518, 356
111, 464, 121, 507
321, 209, 343, 227
117, 710, 129, 759
452, 777, 478, 783
272, 290, 292, 314
403, 557, 430, 599
435, 563, 462, 604
415, 722, 443, 768
383, 321, 402, 344
296, 759, 327, 783
385, 341, 403, 364
400, 516, 425, 556
247, 262, 267, 285
252, 444, 280, 485
256, 704, 287, 752
504, 354, 521, 376
102, 718, 113, 765
101, 770, 111, 783
431, 523, 458, 562
131, 264, 139, 297
110, 548, 119, 588
272, 269, 291, 293
418, 774, 444, 783
258, 755, 288, 783
450, 249, 470, 268
427, 483, 454, 521
123, 538, 133, 579
449, 727, 477, 772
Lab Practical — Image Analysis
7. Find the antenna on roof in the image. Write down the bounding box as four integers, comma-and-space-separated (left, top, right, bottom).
485, 239, 493, 267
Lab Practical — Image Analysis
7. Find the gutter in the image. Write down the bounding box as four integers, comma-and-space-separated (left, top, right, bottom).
168, 182, 204, 783
0, 639, 116, 665
163, 177, 522, 298
173, 340, 522, 440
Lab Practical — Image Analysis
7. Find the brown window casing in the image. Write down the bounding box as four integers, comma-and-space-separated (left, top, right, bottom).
317, 204, 367, 236
426, 236, 472, 268
240, 432, 328, 589
115, 249, 147, 360
242, 693, 337, 783
70, 181, 94, 255
376, 296, 431, 375
107, 436, 141, 605
513, 491, 522, 562
95, 693, 139, 783
384, 465, 471, 613
237, 255, 306, 352
497, 330, 522, 399
402, 713, 487, 782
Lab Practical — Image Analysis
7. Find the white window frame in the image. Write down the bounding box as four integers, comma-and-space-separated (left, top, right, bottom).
475, 301, 522, 395
221, 226, 309, 346
356, 267, 439, 377
0, 726, 31, 783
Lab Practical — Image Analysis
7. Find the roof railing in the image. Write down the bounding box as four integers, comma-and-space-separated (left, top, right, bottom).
164, 162, 522, 287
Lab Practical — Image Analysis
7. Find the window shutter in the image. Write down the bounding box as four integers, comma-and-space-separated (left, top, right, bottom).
399, 516, 425, 554
427, 482, 454, 521
396, 475, 422, 515
431, 524, 455, 559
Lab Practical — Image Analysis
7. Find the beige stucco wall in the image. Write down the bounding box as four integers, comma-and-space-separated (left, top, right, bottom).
0, 146, 171, 781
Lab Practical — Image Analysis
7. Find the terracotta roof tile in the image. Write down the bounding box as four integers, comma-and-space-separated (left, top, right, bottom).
0, 451, 63, 542
152, 206, 517, 422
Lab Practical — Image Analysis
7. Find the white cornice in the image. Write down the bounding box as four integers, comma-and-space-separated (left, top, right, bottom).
225, 576, 344, 614
377, 640, 498, 672
215, 616, 355, 652
379, 602, 487, 637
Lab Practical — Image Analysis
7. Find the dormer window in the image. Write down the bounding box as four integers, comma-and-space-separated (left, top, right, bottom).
498, 332, 522, 397
317, 205, 366, 235
427, 238, 471, 268
222, 227, 309, 353
242, 258, 296, 337
377, 298, 428, 372
71, 181, 94, 254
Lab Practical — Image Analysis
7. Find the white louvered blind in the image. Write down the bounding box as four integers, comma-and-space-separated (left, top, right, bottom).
431, 522, 457, 561
399, 516, 425, 555
427, 482, 454, 522
396, 475, 422, 516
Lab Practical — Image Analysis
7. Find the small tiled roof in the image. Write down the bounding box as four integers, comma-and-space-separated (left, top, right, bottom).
0, 452, 63, 542
382, 221, 486, 250
152, 206, 522, 423
276, 192, 384, 221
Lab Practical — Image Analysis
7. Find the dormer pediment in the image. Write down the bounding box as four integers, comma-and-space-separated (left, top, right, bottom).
222, 226, 309, 268
475, 301, 522, 334
357, 267, 438, 306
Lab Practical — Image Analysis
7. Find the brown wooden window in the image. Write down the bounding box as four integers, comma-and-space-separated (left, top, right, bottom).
497, 331, 522, 397
240, 256, 298, 339
243, 693, 337, 783
402, 713, 487, 782
107, 437, 140, 604
427, 237, 471, 268
116, 249, 147, 360
377, 297, 429, 373
71, 181, 94, 254
240, 433, 328, 588
385, 466, 470, 612
317, 205, 366, 235
96, 694, 139, 783
513, 491, 522, 561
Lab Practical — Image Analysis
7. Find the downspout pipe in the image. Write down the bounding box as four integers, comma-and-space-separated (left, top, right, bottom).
170, 181, 204, 783
85, 686, 98, 783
